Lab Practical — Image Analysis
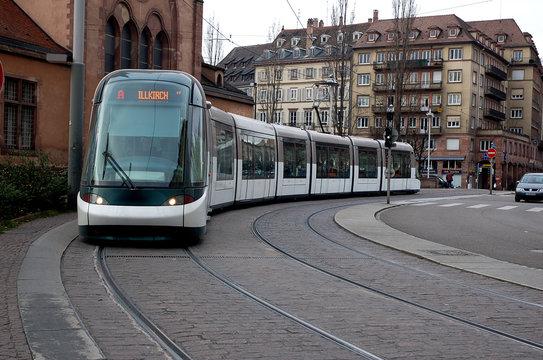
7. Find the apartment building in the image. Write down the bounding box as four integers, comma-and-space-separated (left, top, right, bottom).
253, 16, 372, 133
352, 14, 543, 189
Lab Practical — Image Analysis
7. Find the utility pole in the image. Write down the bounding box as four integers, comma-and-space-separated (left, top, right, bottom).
68, 0, 85, 206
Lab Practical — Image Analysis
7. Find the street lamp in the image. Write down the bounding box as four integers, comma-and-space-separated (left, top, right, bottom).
426, 109, 434, 178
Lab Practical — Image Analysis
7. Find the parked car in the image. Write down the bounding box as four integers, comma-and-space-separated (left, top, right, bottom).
427, 174, 448, 188
515, 173, 543, 202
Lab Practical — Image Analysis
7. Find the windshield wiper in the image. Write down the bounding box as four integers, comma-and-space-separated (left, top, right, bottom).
102, 134, 136, 190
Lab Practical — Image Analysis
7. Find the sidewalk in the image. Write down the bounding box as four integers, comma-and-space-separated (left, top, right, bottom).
335, 200, 543, 291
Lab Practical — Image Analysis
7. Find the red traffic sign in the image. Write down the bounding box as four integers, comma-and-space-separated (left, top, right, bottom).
487, 148, 496, 158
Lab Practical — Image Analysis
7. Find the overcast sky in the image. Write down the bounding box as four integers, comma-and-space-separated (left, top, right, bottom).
202, 0, 542, 60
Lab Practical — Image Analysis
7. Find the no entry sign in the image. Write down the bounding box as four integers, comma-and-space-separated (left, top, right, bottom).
487, 148, 496, 158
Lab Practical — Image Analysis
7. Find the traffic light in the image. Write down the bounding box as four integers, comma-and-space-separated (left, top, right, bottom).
384, 127, 394, 148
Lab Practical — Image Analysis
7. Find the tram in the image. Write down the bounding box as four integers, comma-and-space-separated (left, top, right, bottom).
78, 70, 420, 241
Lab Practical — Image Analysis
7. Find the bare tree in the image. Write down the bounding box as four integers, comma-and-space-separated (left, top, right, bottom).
204, 14, 224, 66
256, 50, 284, 124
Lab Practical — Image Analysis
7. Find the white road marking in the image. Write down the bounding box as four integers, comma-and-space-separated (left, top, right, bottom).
466, 204, 490, 209
439, 203, 464, 207
497, 206, 517, 210
526, 207, 543, 212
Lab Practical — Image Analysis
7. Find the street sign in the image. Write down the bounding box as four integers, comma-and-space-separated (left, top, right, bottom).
487, 148, 497, 158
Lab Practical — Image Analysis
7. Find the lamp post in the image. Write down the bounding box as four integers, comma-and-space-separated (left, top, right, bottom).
426, 109, 434, 178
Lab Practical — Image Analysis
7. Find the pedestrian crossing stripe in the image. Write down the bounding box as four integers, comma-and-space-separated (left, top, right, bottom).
466, 204, 490, 209
497, 206, 517, 210
409, 203, 542, 212
439, 203, 464, 207
526, 208, 543, 212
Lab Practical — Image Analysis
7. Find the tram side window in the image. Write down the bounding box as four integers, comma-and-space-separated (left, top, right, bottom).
242, 133, 275, 179
358, 149, 377, 178
316, 143, 350, 178
392, 151, 411, 178
189, 108, 206, 186
283, 140, 307, 178
214, 126, 234, 181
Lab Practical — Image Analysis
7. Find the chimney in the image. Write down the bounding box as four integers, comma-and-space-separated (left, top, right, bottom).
319, 20, 324, 28
339, 16, 343, 27
373, 9, 378, 23
368, 18, 372, 23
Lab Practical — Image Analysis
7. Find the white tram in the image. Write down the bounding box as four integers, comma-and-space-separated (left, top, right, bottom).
78, 70, 419, 241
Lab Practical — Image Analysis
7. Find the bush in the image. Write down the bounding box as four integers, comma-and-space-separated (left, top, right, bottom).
0, 153, 68, 220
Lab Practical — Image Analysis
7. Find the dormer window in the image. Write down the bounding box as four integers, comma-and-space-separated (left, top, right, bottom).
321, 34, 330, 43
387, 32, 394, 41
294, 48, 300, 57
368, 33, 375, 42
497, 35, 506, 43
449, 28, 458, 37
430, 29, 437, 38
309, 46, 315, 57
409, 31, 416, 39
276, 38, 285, 47
353, 32, 361, 41
291, 37, 300, 47
337, 32, 344, 42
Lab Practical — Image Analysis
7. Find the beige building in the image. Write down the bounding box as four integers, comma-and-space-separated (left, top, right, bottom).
254, 16, 372, 134
352, 14, 542, 190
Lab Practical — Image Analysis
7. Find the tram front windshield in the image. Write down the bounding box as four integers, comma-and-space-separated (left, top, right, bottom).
91, 80, 189, 188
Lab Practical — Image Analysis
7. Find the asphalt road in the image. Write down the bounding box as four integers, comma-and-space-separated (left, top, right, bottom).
379, 192, 543, 269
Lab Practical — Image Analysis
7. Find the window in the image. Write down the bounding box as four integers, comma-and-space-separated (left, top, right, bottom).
321, 34, 330, 43
283, 140, 307, 178
275, 70, 283, 80
358, 149, 377, 178
241, 133, 275, 179
433, 49, 442, 60
387, 32, 394, 41
105, 18, 117, 73
214, 125, 234, 180
305, 88, 313, 101
275, 89, 283, 101
449, 28, 457, 37
273, 111, 282, 124
511, 109, 523, 118
408, 117, 417, 128
306, 68, 314, 79
121, 23, 134, 69
358, 74, 370, 86
357, 95, 370, 107
153, 32, 167, 69
448, 70, 462, 83
289, 111, 297, 126
430, 29, 437, 38
320, 110, 329, 125
432, 94, 441, 106
304, 111, 313, 126
356, 117, 369, 128
259, 89, 268, 103
375, 73, 384, 85
376, 52, 385, 63
472, 93, 476, 107
510, 127, 523, 134
289, 88, 298, 102
447, 93, 461, 105
276, 38, 285, 47
368, 33, 375, 42
391, 151, 412, 178
291, 37, 300, 46
432, 116, 441, 128
316, 144, 350, 178
353, 32, 361, 41
433, 71, 442, 83
447, 138, 460, 150
139, 30, 150, 69
513, 50, 523, 62
375, 117, 383, 128
447, 116, 461, 128
480, 140, 492, 151
449, 48, 463, 60
358, 53, 370, 64
409, 72, 418, 84
497, 35, 505, 43
258, 112, 266, 122
422, 50, 431, 60
290, 69, 298, 80
511, 89, 524, 100
511, 69, 525, 80
2, 78, 37, 150
337, 32, 344, 42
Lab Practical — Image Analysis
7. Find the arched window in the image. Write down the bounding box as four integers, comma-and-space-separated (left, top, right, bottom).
153, 34, 164, 69
121, 23, 134, 69
139, 29, 150, 68
105, 18, 118, 73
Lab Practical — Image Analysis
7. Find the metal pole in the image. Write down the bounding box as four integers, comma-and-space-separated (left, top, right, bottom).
489, 157, 494, 195
386, 146, 392, 204
426, 111, 432, 178
68, 0, 85, 206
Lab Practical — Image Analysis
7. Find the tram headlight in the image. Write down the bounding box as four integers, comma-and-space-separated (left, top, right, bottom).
81, 193, 109, 205
162, 195, 195, 206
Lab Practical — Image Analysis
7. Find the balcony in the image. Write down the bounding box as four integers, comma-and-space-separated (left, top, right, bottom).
372, 105, 441, 114
372, 81, 442, 92
485, 65, 507, 81
373, 58, 443, 71
485, 86, 506, 101
484, 108, 506, 121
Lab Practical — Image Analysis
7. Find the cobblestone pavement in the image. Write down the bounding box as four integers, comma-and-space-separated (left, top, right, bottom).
0, 213, 75, 360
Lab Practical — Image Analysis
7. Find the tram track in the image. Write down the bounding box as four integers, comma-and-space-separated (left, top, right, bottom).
251, 201, 543, 352
97, 246, 194, 360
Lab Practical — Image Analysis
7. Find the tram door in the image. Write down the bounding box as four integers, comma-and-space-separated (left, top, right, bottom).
237, 132, 276, 201
209, 124, 236, 208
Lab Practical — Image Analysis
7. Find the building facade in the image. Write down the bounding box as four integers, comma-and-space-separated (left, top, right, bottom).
2, 0, 204, 165
352, 14, 543, 189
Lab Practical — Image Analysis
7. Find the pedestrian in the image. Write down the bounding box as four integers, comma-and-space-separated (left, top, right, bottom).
446, 172, 453, 188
